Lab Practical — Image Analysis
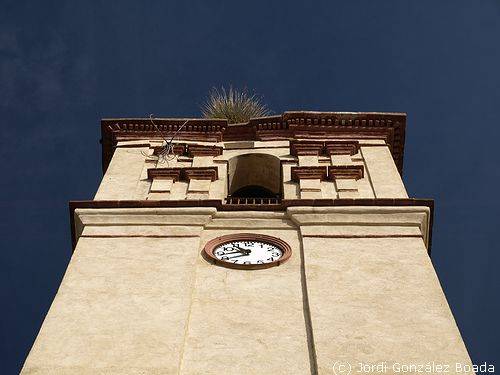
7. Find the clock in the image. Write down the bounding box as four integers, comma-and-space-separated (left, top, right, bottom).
202, 233, 292, 270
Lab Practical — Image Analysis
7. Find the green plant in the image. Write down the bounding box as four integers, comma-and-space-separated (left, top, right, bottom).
201, 86, 271, 124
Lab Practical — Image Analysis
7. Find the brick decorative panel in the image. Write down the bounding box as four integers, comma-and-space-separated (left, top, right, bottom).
325, 140, 360, 156
183, 167, 218, 181
291, 140, 360, 157
290, 141, 325, 156
147, 168, 182, 181
102, 112, 405, 174
147, 167, 218, 182
328, 165, 364, 180
152, 144, 186, 156
187, 145, 223, 157
291, 166, 328, 181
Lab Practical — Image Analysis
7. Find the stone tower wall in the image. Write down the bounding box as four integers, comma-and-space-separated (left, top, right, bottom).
94, 138, 407, 201
22, 207, 472, 374
22, 112, 473, 374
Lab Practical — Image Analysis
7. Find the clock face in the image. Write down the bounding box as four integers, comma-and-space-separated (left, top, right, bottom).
203, 234, 292, 270
213, 240, 283, 266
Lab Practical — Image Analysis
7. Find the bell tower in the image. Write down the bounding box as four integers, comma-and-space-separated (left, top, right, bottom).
22, 112, 473, 374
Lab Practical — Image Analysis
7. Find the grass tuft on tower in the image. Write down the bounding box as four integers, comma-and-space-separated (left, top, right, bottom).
201, 86, 271, 124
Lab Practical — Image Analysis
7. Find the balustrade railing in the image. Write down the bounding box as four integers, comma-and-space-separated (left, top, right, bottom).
225, 197, 281, 205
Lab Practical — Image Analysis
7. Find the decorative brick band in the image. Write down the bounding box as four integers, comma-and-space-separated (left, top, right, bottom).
147, 167, 218, 182
328, 165, 364, 180
187, 145, 223, 157
102, 112, 405, 174
290, 141, 325, 156
291, 166, 328, 181
325, 140, 360, 156
152, 144, 186, 156
291, 165, 364, 181
183, 167, 218, 181
147, 168, 182, 181
290, 140, 360, 157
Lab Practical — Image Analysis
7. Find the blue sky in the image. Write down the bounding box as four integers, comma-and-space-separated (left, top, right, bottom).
1, 1, 499, 373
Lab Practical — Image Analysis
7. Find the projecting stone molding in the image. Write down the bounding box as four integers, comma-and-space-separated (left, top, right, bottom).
147, 167, 218, 182
152, 144, 186, 156
290, 141, 325, 156
101, 112, 406, 173
147, 168, 182, 181
291, 166, 328, 181
291, 165, 364, 181
324, 140, 360, 156
187, 144, 223, 157
289, 140, 360, 156
328, 165, 364, 180
151, 144, 223, 158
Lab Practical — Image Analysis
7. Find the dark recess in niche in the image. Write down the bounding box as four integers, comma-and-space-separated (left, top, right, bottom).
230, 185, 279, 198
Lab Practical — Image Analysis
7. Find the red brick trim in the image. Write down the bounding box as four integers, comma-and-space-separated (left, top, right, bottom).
147, 167, 218, 182
81, 234, 199, 238
325, 140, 360, 156
302, 234, 422, 239
147, 168, 182, 181
290, 165, 364, 181
187, 145, 223, 157
183, 167, 218, 181
152, 144, 186, 156
151, 144, 223, 158
328, 165, 364, 180
290, 140, 324, 156
101, 112, 406, 174
290, 140, 360, 157
291, 166, 328, 181
101, 118, 227, 173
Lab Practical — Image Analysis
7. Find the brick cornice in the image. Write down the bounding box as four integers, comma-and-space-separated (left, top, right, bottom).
101, 118, 227, 173
101, 112, 406, 174
281, 112, 405, 173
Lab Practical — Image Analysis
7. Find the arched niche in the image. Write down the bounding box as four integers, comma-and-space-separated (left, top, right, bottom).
227, 153, 282, 198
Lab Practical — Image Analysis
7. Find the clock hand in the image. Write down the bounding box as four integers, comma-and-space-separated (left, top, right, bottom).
232, 245, 251, 254
222, 250, 246, 255
225, 253, 249, 259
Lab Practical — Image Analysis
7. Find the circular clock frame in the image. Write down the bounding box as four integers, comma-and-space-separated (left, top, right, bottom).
202, 233, 292, 270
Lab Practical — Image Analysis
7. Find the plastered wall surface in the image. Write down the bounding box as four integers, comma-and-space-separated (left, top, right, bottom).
301, 236, 471, 373
94, 139, 407, 201
22, 208, 473, 374
23, 129, 472, 374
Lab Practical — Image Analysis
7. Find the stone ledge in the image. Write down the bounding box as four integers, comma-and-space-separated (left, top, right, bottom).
70, 199, 434, 252
286, 206, 431, 250
81, 225, 203, 237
